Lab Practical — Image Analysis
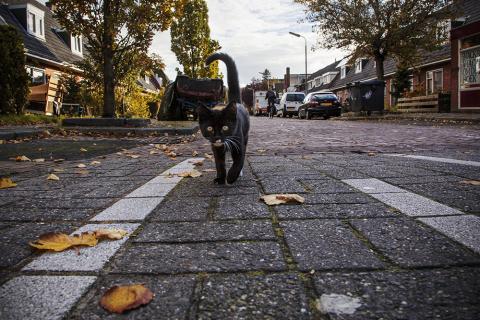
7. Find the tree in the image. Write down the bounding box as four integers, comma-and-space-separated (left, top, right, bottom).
170, 0, 221, 79
295, 0, 458, 80
259, 69, 272, 82
0, 25, 29, 115
51, 0, 184, 117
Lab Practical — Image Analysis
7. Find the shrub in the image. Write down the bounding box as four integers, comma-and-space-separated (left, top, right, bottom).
0, 25, 30, 115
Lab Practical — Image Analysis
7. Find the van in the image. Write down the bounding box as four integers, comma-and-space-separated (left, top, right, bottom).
277, 92, 305, 117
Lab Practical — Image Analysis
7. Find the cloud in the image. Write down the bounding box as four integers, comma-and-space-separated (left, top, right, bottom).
150, 0, 346, 87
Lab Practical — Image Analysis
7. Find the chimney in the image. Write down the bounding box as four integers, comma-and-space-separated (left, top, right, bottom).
285, 67, 290, 88
45, 1, 56, 12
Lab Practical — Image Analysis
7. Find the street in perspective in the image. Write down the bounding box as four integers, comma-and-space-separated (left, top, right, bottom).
1, 0, 480, 319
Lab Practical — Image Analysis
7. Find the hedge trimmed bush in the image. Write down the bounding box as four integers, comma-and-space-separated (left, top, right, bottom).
0, 25, 29, 115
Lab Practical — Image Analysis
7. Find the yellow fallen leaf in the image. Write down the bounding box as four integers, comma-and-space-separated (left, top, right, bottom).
189, 159, 204, 166
367, 152, 376, 156
127, 154, 140, 159
29, 232, 98, 252
204, 153, 213, 160
80, 148, 88, 152
94, 229, 128, 240
178, 169, 202, 178
166, 151, 176, 158
260, 194, 305, 206
100, 284, 154, 314
90, 161, 101, 165
15, 155, 31, 162
257, 149, 267, 153
0, 177, 17, 189
149, 150, 160, 155
33, 158, 45, 163
77, 163, 87, 168
47, 174, 60, 181
192, 151, 199, 156
459, 180, 480, 186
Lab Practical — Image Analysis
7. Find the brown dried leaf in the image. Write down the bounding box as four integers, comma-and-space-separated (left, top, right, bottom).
47, 174, 60, 181
15, 155, 31, 162
367, 152, 376, 156
127, 154, 140, 159
178, 169, 202, 178
0, 177, 17, 189
260, 194, 305, 206
100, 284, 154, 314
53, 168, 65, 173
166, 151, 177, 158
77, 163, 87, 168
90, 161, 101, 165
459, 180, 480, 186
53, 158, 65, 163
192, 151, 199, 157
80, 148, 88, 152
33, 158, 45, 163
189, 159, 204, 166
204, 153, 213, 160
94, 229, 128, 240
29, 232, 98, 252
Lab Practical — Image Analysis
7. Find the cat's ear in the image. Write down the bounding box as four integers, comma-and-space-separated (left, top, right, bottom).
223, 102, 237, 121
196, 102, 211, 120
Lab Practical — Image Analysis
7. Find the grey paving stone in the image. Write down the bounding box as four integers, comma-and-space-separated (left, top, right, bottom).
301, 179, 357, 193
149, 196, 209, 221
369, 192, 465, 216
351, 218, 480, 267
91, 197, 164, 221
8, 197, 117, 210
314, 268, 480, 320
23, 223, 139, 272
216, 194, 271, 220
111, 242, 286, 273
71, 275, 195, 320
313, 165, 371, 179
303, 192, 375, 204
276, 203, 398, 219
134, 221, 276, 243
0, 207, 96, 222
419, 215, 480, 254
0, 275, 97, 320
0, 223, 79, 268
342, 178, 406, 194
197, 273, 310, 320
261, 177, 307, 193
281, 220, 384, 271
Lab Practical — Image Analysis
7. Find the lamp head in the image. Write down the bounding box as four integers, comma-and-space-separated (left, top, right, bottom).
289, 32, 301, 37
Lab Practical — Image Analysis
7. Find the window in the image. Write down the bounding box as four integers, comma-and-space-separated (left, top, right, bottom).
340, 66, 346, 79
286, 93, 305, 102
26, 5, 45, 39
355, 60, 362, 73
426, 69, 443, 95
409, 75, 414, 92
25, 66, 46, 85
71, 35, 83, 55
460, 34, 480, 88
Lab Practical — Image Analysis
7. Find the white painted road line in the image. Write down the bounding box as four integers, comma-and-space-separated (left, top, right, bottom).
91, 197, 164, 221
419, 215, 480, 254
23, 223, 140, 272
342, 178, 406, 194
385, 154, 480, 167
0, 276, 97, 320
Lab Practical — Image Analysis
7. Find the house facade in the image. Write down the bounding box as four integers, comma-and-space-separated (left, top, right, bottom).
0, 0, 84, 115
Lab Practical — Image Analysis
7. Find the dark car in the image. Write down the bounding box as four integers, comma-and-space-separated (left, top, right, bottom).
298, 91, 342, 120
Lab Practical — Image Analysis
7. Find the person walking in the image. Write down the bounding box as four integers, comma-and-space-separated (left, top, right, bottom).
265, 87, 276, 119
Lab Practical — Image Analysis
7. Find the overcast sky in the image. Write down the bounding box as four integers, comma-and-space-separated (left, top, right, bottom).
150, 0, 346, 87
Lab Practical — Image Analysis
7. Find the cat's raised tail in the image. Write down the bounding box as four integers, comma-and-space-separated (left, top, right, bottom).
206, 53, 241, 104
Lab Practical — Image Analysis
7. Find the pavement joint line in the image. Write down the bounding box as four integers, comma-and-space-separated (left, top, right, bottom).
385, 154, 480, 167
342, 178, 480, 254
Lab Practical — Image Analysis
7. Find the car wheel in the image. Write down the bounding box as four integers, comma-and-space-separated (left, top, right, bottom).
306, 110, 311, 120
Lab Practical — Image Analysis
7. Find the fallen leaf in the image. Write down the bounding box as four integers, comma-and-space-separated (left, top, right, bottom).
77, 163, 87, 168
53, 158, 65, 163
367, 152, 376, 156
260, 194, 305, 206
53, 168, 65, 172
256, 149, 267, 153
80, 148, 88, 152
301, 155, 312, 160
127, 154, 140, 159
90, 161, 101, 165
33, 158, 45, 163
149, 150, 160, 155
0, 177, 17, 189
47, 174, 60, 181
29, 232, 98, 252
100, 284, 154, 314
15, 155, 31, 162
202, 169, 216, 173
166, 151, 176, 158
459, 180, 480, 186
204, 153, 213, 160
190, 159, 204, 166
94, 229, 128, 240
192, 151, 199, 156
178, 169, 202, 178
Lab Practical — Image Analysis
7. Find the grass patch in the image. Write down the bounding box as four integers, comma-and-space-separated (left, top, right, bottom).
0, 114, 59, 126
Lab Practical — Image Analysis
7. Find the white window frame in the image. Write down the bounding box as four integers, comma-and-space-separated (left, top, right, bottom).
71, 34, 83, 56
25, 65, 46, 85
355, 60, 362, 73
26, 4, 45, 40
340, 66, 346, 79
426, 68, 443, 95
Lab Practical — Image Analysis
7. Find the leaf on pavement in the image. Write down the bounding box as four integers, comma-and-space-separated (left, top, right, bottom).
192, 151, 199, 156
94, 228, 128, 240
15, 155, 31, 162
100, 284, 154, 314
29, 232, 98, 252
90, 161, 101, 165
53, 158, 65, 163
459, 180, 480, 186
127, 154, 140, 159
53, 168, 65, 172
367, 152, 376, 156
149, 150, 160, 155
166, 151, 176, 159
260, 194, 305, 206
256, 149, 267, 153
33, 158, 45, 163
77, 163, 87, 168
189, 159, 204, 166
202, 169, 216, 173
204, 153, 213, 160
178, 169, 202, 178
47, 174, 60, 181
80, 148, 88, 152
0, 177, 17, 189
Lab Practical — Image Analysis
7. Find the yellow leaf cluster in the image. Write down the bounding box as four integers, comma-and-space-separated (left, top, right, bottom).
100, 284, 154, 314
260, 194, 305, 206
0, 177, 17, 189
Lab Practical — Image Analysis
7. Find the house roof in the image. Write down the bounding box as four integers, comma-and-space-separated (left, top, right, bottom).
461, 0, 480, 26
307, 60, 340, 81
0, 1, 83, 69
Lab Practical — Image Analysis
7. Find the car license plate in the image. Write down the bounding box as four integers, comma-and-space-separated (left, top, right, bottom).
321, 102, 332, 106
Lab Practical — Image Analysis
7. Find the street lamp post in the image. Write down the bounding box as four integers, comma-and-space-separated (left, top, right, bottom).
289, 32, 307, 95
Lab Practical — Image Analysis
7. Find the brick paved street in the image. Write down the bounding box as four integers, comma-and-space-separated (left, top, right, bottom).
0, 117, 479, 319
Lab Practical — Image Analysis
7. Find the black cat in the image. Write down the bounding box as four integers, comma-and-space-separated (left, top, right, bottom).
197, 53, 250, 185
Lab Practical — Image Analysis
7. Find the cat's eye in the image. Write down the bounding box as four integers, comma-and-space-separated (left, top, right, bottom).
207, 126, 213, 132
222, 126, 229, 131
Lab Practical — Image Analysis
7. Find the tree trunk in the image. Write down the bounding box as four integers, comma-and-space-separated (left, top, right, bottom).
102, 0, 115, 118
375, 55, 385, 81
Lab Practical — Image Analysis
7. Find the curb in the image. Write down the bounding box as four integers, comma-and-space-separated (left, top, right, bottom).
334, 114, 480, 124
62, 126, 199, 136
0, 128, 49, 140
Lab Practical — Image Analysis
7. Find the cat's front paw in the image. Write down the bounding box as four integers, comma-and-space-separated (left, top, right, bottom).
214, 177, 226, 185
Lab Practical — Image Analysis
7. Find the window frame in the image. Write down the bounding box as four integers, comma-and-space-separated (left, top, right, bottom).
426, 68, 443, 95
70, 34, 83, 56
25, 65, 46, 85
25, 5, 45, 40
355, 60, 362, 73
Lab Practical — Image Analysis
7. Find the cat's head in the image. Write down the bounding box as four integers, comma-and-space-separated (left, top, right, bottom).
197, 102, 236, 147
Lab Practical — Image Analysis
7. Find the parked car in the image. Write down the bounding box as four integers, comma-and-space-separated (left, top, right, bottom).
298, 91, 342, 119
254, 90, 268, 116
277, 92, 305, 117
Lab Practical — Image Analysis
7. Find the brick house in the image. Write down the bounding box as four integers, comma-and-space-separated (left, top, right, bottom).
0, 0, 84, 115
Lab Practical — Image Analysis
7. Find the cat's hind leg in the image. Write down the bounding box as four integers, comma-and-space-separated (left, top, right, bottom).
212, 145, 226, 184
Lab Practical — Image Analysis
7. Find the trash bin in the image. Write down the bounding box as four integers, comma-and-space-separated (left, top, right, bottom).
438, 93, 451, 113
347, 80, 385, 112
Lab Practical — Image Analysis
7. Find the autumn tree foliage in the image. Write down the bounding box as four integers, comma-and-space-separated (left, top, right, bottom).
51, 0, 184, 117
295, 0, 459, 80
170, 0, 221, 79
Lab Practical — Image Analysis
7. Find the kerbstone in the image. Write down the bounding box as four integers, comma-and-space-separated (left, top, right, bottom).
0, 276, 97, 320
197, 273, 310, 319
419, 215, 480, 254
111, 242, 286, 273
125, 182, 178, 198
91, 197, 164, 221
351, 218, 480, 267
281, 220, 384, 270
342, 178, 406, 194
23, 223, 139, 271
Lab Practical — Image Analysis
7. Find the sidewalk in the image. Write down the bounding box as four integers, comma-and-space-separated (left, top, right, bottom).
335, 112, 480, 124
